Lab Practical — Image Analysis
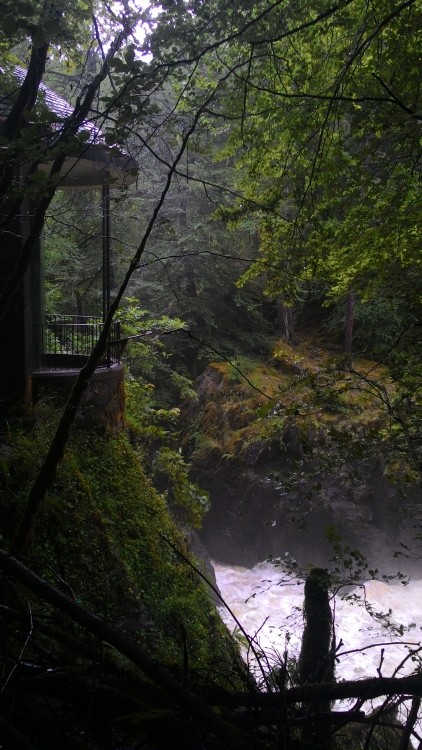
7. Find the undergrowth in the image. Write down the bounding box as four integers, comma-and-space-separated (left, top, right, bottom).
185, 337, 413, 482
0, 400, 238, 681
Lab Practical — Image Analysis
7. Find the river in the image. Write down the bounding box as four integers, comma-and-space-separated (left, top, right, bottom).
214, 560, 422, 737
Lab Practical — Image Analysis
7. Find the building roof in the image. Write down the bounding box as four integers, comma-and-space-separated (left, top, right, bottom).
0, 66, 138, 189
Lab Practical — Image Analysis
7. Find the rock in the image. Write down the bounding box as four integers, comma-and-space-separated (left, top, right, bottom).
179, 524, 222, 605
195, 458, 422, 577
186, 364, 422, 578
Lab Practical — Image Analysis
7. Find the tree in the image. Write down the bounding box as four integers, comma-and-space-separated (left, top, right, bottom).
211, 0, 421, 354
1, 1, 422, 748
3, 0, 327, 569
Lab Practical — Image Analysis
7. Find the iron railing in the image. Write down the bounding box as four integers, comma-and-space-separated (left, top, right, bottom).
33, 314, 121, 370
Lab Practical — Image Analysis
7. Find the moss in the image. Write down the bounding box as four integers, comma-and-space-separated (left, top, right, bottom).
0, 404, 239, 682
186, 343, 397, 476
200, 400, 225, 433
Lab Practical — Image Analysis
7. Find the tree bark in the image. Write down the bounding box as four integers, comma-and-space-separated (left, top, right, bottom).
0, 42, 49, 145
200, 675, 422, 708
298, 567, 335, 748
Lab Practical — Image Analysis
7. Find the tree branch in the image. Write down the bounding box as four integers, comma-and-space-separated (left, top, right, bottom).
10, 71, 230, 556
0, 29, 130, 324
0, 548, 260, 750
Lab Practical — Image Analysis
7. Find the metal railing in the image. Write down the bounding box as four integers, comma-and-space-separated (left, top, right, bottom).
33, 314, 121, 370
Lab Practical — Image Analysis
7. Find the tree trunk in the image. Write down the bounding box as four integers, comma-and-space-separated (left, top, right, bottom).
343, 289, 355, 359
277, 299, 295, 343
298, 567, 335, 749
179, 195, 198, 300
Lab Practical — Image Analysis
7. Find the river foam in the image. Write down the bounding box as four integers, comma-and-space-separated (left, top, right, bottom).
214, 561, 422, 686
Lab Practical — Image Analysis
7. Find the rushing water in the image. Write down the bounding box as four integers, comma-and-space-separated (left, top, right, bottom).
214, 561, 422, 699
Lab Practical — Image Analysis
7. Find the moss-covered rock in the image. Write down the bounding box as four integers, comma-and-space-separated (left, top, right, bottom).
183, 343, 422, 575
0, 404, 239, 678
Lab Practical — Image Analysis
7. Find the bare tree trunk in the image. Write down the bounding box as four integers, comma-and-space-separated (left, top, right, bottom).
179, 196, 198, 300
343, 289, 355, 359
277, 299, 295, 343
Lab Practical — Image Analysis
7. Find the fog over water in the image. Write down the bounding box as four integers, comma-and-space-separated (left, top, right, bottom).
214, 560, 422, 692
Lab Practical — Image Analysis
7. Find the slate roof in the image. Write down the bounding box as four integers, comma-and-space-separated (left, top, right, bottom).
0, 66, 137, 187
0, 66, 101, 143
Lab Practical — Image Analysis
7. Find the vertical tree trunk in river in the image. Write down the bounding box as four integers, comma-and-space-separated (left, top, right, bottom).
298, 567, 335, 749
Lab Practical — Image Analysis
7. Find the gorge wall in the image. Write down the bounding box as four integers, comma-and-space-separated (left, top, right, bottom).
183, 350, 422, 578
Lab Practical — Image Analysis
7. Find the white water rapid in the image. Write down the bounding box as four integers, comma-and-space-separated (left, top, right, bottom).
214, 561, 422, 709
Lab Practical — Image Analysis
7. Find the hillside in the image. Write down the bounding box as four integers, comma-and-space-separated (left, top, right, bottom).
182, 337, 422, 576
0, 402, 246, 749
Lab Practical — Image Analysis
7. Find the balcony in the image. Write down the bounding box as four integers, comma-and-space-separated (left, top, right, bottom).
33, 314, 121, 372
31, 315, 125, 431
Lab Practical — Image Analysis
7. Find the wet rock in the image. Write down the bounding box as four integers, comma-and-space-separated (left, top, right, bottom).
195, 459, 422, 577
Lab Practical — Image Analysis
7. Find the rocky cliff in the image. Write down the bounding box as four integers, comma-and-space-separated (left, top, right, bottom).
182, 341, 422, 577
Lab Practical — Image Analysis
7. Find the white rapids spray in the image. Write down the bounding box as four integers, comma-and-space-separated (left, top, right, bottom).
214, 561, 422, 692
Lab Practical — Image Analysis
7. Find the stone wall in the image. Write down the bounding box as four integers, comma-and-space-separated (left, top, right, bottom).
32, 364, 126, 433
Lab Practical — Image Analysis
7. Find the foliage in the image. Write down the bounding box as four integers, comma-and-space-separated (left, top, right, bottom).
1, 0, 422, 746
213, 0, 421, 358
184, 340, 396, 471
43, 190, 104, 314
0, 0, 93, 56
119, 296, 187, 380
0, 400, 231, 668
125, 378, 209, 528
324, 293, 409, 356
